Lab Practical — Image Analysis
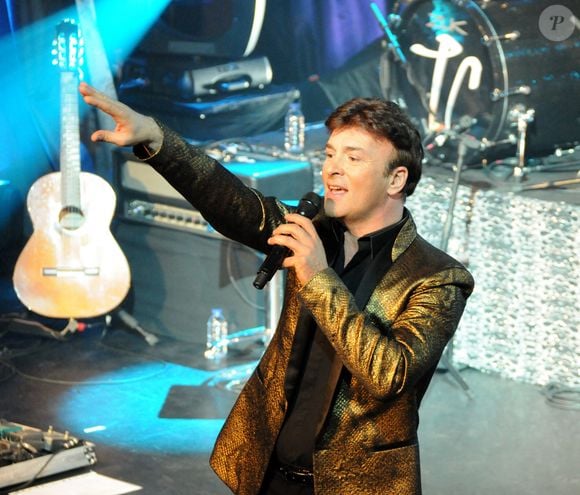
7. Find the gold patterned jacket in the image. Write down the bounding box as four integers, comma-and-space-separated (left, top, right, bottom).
140, 125, 475, 495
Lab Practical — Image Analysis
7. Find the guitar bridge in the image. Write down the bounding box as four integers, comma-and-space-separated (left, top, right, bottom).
42, 267, 100, 277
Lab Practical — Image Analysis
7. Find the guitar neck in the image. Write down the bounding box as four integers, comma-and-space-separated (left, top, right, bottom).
60, 71, 82, 212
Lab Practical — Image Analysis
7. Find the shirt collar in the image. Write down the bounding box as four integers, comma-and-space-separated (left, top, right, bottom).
332, 209, 409, 259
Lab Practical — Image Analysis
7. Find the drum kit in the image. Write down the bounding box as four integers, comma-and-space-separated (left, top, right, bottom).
207, 1, 579, 393
373, 0, 579, 182
371, 0, 579, 394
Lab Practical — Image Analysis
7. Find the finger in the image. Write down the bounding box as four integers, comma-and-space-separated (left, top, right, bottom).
80, 82, 129, 117
90, 130, 106, 143
268, 232, 295, 248
271, 223, 309, 243
267, 232, 305, 254
82, 92, 126, 118
272, 222, 298, 236
78, 81, 94, 95
284, 213, 316, 234
79, 83, 106, 105
90, 129, 118, 144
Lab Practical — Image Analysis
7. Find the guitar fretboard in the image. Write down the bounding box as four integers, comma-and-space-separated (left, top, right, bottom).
59, 64, 83, 229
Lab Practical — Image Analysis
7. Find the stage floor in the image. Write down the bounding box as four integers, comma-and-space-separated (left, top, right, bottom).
0, 317, 578, 495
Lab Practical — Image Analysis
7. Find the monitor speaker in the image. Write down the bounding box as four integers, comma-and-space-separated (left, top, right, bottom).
115, 219, 265, 344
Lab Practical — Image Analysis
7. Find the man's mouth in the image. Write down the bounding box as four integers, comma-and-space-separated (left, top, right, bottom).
326, 185, 347, 195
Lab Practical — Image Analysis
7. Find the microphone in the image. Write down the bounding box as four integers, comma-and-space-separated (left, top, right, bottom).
253, 192, 322, 290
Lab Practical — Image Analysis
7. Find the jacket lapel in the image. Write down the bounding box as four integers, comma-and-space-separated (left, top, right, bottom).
314, 213, 417, 437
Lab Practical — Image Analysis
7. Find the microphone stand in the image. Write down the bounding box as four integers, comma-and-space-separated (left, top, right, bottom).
370, 2, 433, 121
370, 2, 407, 66
437, 132, 479, 399
114, 308, 159, 346
263, 271, 283, 345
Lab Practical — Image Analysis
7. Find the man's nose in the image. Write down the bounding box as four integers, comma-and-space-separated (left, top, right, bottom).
324, 157, 344, 175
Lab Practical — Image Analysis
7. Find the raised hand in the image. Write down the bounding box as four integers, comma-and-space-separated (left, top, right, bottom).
79, 82, 163, 150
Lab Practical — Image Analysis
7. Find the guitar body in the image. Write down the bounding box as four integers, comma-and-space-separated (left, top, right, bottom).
13, 171, 130, 318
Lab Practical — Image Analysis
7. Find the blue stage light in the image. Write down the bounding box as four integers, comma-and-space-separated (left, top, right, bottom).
58, 361, 227, 454
0, 0, 171, 219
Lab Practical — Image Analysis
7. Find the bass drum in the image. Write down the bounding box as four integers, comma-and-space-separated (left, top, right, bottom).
394, 0, 579, 165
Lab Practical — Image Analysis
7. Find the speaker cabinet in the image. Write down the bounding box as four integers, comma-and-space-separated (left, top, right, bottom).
115, 219, 265, 344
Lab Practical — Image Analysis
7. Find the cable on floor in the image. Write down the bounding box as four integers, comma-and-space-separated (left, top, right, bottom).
543, 382, 580, 410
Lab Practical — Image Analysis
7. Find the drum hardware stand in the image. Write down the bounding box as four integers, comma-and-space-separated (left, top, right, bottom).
518, 176, 580, 192
437, 131, 480, 399
509, 104, 535, 181
482, 30, 520, 46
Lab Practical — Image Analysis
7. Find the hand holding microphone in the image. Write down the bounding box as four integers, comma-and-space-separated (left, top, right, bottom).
253, 192, 322, 289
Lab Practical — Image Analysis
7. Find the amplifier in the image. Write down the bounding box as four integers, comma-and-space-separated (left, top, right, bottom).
115, 218, 265, 344
123, 199, 217, 238
120, 56, 273, 99
111, 150, 311, 342
114, 149, 313, 209
184, 56, 272, 97
111, 151, 286, 343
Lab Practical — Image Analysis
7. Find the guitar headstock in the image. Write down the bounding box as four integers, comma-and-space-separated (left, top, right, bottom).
52, 18, 84, 78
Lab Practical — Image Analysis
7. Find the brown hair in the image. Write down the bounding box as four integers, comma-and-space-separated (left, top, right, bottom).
325, 98, 423, 196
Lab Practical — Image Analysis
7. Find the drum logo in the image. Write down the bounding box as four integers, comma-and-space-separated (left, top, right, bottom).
410, 31, 482, 132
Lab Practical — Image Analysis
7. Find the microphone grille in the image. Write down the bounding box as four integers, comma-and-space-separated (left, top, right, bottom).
297, 192, 322, 219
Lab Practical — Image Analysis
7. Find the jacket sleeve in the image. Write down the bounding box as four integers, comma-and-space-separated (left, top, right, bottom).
135, 122, 290, 253
298, 261, 474, 400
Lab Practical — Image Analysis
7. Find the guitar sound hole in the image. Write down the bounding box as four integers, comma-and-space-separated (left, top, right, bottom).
59, 205, 85, 230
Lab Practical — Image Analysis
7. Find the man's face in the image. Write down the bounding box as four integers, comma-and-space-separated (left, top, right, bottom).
322, 126, 402, 236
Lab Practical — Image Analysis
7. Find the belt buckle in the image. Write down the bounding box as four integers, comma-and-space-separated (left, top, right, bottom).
277, 463, 313, 484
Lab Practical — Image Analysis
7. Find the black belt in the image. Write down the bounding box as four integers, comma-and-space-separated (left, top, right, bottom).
274, 460, 314, 485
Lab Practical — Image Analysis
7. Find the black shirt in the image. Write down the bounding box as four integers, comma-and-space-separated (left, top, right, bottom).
275, 213, 407, 469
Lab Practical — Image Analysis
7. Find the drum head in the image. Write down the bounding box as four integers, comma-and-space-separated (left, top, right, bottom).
394, 0, 580, 164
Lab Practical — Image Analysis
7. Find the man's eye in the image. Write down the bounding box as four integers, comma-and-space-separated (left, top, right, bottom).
348, 155, 361, 162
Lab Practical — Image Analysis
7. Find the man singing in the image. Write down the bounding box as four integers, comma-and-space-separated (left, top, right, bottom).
80, 82, 474, 494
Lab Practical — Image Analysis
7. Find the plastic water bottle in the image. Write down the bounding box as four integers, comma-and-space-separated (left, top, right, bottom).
204, 308, 228, 360
284, 100, 305, 154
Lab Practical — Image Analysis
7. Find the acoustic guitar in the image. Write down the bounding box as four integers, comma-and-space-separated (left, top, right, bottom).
13, 19, 130, 319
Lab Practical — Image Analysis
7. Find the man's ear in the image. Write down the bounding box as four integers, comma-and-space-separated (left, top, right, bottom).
387, 166, 408, 196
